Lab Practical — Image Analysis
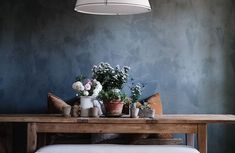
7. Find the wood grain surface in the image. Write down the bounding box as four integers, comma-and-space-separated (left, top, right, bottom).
0, 114, 234, 123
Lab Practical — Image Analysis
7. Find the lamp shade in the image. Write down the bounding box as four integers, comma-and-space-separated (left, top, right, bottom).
74, 0, 151, 15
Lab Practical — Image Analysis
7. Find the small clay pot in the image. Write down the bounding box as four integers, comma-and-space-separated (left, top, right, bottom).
139, 109, 155, 118
130, 108, 139, 118
62, 106, 71, 117
71, 105, 79, 117
145, 109, 155, 118
104, 101, 124, 117
90, 107, 99, 118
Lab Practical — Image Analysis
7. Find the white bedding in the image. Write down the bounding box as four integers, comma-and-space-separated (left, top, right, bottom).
36, 144, 200, 153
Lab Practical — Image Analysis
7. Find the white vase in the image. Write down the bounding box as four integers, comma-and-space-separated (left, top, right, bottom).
80, 96, 94, 117
130, 108, 139, 118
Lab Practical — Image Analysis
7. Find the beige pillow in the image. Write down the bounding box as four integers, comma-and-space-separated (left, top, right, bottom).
47, 93, 70, 114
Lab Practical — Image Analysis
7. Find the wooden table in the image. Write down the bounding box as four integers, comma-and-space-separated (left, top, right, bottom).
0, 114, 235, 153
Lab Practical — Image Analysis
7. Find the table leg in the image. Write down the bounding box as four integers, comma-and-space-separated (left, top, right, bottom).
27, 123, 37, 153
37, 133, 47, 149
186, 134, 194, 147
0, 123, 13, 153
197, 124, 207, 153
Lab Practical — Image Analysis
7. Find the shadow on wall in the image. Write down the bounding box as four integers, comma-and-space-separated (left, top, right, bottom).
223, 1, 235, 152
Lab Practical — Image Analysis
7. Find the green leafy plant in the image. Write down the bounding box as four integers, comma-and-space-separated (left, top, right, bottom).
140, 102, 151, 110
98, 89, 128, 103
130, 83, 144, 103
92, 62, 130, 91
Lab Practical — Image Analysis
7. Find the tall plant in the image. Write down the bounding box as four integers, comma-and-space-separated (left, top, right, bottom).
92, 62, 130, 91
130, 83, 144, 107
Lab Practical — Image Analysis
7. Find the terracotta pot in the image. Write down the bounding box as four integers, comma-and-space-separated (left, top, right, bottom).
104, 100, 124, 117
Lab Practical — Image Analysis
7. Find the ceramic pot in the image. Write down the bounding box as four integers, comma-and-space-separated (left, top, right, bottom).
104, 100, 124, 117
122, 103, 130, 115
145, 109, 155, 118
71, 105, 79, 117
80, 96, 94, 117
90, 107, 99, 118
130, 108, 139, 118
139, 109, 155, 118
62, 106, 71, 117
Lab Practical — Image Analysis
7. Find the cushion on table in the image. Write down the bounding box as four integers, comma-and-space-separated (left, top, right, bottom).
36, 144, 200, 153
47, 93, 70, 114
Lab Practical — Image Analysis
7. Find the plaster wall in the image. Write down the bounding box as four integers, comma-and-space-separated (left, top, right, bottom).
0, 0, 234, 153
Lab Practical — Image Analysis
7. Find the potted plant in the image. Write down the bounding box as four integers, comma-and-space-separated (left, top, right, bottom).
129, 83, 144, 118
98, 89, 128, 117
139, 102, 155, 118
92, 62, 130, 116
92, 62, 130, 91
72, 77, 102, 117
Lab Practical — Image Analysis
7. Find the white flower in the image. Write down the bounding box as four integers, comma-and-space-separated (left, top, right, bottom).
113, 75, 118, 79
83, 90, 89, 96
112, 88, 120, 93
96, 84, 102, 92
80, 85, 85, 91
92, 84, 102, 97
116, 65, 120, 70
93, 65, 97, 70
93, 79, 98, 84
84, 83, 91, 91
92, 80, 102, 91
92, 90, 99, 97
72, 81, 84, 91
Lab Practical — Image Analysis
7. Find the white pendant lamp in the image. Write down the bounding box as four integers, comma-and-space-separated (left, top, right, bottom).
74, 0, 151, 15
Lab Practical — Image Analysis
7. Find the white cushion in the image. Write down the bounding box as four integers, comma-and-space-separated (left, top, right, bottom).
36, 144, 200, 153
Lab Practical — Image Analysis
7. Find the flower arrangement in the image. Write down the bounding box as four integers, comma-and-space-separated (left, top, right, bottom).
92, 62, 130, 91
72, 78, 102, 97
71, 62, 147, 117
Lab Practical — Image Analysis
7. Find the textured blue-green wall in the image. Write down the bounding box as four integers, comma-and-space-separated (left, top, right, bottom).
0, 0, 235, 153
